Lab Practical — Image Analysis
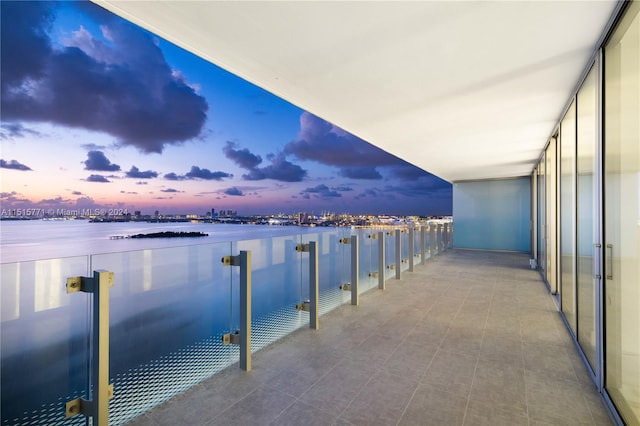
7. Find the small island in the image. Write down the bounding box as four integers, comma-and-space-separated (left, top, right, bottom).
127, 231, 209, 239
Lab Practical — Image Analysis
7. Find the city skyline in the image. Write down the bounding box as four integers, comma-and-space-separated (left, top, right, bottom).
0, 1, 452, 216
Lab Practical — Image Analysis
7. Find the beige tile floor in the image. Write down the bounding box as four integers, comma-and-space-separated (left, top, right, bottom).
126, 249, 613, 426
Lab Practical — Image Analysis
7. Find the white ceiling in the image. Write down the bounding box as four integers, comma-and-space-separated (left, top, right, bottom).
93, 1, 618, 183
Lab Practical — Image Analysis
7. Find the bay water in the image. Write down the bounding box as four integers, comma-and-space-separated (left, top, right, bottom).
0, 219, 323, 264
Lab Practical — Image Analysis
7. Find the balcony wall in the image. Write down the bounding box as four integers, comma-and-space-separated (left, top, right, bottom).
452, 177, 531, 252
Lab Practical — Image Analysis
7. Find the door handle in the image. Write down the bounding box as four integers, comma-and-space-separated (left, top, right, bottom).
606, 244, 613, 280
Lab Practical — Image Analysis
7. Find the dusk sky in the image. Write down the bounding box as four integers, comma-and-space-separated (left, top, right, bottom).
0, 1, 452, 216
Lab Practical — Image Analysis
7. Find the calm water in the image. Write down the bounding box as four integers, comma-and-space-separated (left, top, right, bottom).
0, 220, 323, 263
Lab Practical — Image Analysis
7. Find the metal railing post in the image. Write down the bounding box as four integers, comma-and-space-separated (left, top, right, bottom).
295, 242, 319, 329
408, 227, 415, 272
239, 251, 252, 371
65, 270, 114, 425
221, 251, 252, 371
430, 225, 437, 256
309, 241, 319, 329
378, 231, 385, 290
420, 226, 426, 264
351, 235, 359, 305
442, 223, 448, 252
395, 229, 401, 280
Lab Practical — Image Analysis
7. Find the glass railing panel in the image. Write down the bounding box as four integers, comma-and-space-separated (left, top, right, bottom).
91, 242, 233, 425
1, 256, 90, 426
357, 228, 377, 293
298, 233, 310, 304
423, 225, 431, 260
413, 226, 422, 264
400, 228, 410, 272
338, 226, 353, 295
384, 230, 396, 280
307, 229, 349, 315
235, 235, 305, 352
431, 223, 440, 256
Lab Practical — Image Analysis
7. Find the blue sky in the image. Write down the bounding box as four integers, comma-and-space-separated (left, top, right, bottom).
0, 1, 451, 216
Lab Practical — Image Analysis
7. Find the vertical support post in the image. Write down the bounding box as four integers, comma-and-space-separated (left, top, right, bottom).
65, 271, 114, 425
442, 223, 448, 252
351, 235, 359, 305
420, 226, 426, 264
92, 270, 111, 426
240, 251, 252, 371
378, 231, 385, 289
395, 229, 401, 280
439, 224, 444, 252
408, 227, 415, 272
430, 225, 437, 256
309, 241, 319, 329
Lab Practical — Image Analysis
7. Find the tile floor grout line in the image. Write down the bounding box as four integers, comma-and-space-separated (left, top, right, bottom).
460, 277, 493, 426
395, 254, 450, 426
202, 385, 262, 426
289, 317, 380, 415
518, 275, 533, 426
397, 253, 467, 426
337, 255, 446, 425
287, 255, 443, 425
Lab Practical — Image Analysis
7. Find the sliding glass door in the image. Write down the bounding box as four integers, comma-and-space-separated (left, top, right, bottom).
576, 63, 598, 372
538, 155, 546, 274
603, 2, 640, 423
546, 137, 558, 294
560, 104, 577, 333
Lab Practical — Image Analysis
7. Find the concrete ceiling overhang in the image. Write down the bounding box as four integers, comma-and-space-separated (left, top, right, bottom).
93, 1, 619, 183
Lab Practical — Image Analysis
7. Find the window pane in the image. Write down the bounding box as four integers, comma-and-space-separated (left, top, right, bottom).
560, 102, 577, 333
577, 63, 598, 371
538, 155, 546, 274
546, 137, 558, 294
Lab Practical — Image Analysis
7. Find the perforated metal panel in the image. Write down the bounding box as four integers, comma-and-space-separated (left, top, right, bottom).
2, 392, 87, 426
251, 307, 307, 352
108, 336, 235, 425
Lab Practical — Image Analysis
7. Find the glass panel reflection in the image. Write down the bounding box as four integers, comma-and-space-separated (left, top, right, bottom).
401, 228, 410, 273
314, 229, 351, 314
236, 234, 305, 352
358, 229, 377, 293
384, 230, 397, 280
92, 243, 233, 425
1, 256, 90, 426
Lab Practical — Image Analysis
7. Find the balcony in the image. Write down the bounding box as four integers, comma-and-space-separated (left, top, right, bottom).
1, 225, 612, 425
125, 250, 611, 426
